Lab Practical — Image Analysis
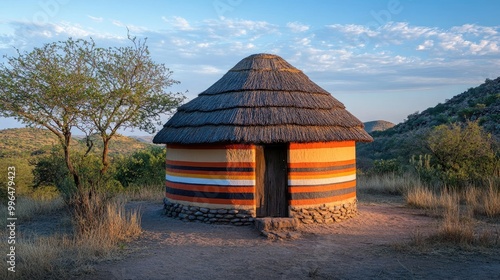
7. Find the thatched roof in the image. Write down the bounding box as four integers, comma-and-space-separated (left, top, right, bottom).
153, 54, 373, 144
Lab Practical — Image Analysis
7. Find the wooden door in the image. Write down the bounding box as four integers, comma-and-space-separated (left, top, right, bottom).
255, 145, 288, 217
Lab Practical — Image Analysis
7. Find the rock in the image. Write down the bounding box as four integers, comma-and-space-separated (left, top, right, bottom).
207, 214, 215, 218
301, 218, 314, 224
228, 209, 239, 214
188, 215, 196, 220
209, 209, 218, 214
217, 209, 228, 214
236, 213, 247, 218
178, 213, 188, 219
233, 222, 243, 226
200, 208, 210, 213
224, 214, 235, 219
215, 214, 224, 218
194, 211, 203, 216
230, 218, 241, 223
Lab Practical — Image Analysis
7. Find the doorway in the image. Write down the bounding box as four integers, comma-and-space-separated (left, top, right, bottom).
255, 144, 289, 217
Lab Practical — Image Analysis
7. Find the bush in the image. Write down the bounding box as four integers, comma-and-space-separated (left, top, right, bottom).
114, 146, 165, 187
423, 121, 498, 188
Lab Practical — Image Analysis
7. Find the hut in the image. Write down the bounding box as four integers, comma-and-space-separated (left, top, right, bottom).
153, 53, 372, 225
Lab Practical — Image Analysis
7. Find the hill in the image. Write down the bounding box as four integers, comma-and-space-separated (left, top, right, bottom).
0, 128, 152, 159
357, 77, 500, 170
363, 120, 395, 133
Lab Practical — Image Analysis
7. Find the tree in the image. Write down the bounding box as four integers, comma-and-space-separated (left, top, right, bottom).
84, 35, 184, 174
426, 121, 498, 186
0, 37, 184, 193
0, 39, 96, 190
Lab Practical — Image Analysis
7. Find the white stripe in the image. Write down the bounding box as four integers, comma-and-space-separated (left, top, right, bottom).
166, 175, 255, 186
288, 174, 356, 186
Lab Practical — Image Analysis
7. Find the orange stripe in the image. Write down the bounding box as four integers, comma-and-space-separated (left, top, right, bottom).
288, 159, 356, 168
167, 144, 254, 150
289, 141, 354, 149
166, 171, 254, 180
288, 168, 356, 178
166, 160, 255, 168
289, 192, 356, 206
289, 181, 356, 193
166, 193, 254, 205
166, 182, 254, 193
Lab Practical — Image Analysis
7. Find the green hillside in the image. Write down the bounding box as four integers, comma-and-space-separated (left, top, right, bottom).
0, 128, 151, 159
0, 128, 155, 195
357, 77, 500, 170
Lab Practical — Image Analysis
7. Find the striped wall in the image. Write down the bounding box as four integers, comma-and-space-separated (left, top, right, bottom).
165, 141, 357, 212
288, 141, 357, 207
165, 144, 255, 209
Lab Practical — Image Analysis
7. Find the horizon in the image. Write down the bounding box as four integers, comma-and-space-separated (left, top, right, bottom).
1, 0, 500, 136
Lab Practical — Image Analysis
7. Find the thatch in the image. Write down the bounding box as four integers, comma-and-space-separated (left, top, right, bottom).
154, 54, 373, 144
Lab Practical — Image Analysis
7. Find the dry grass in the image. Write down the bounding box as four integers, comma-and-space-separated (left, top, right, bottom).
481, 184, 500, 217
1, 194, 142, 279
405, 186, 439, 211
0, 196, 65, 227
361, 173, 500, 248
122, 184, 165, 202
403, 183, 500, 248
357, 173, 422, 195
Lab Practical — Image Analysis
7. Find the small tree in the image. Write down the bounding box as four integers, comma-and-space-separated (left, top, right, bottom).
425, 121, 498, 187
0, 36, 184, 196
84, 35, 184, 174
0, 39, 96, 191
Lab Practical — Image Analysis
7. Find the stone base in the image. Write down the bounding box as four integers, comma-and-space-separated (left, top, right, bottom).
163, 198, 254, 226
290, 200, 357, 224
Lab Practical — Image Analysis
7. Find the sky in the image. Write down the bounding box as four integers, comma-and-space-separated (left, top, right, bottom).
1, 0, 500, 135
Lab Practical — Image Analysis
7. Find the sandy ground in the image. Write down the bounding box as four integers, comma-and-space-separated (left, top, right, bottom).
80, 196, 500, 280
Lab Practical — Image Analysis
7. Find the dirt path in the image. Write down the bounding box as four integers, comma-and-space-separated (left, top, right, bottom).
86, 200, 500, 280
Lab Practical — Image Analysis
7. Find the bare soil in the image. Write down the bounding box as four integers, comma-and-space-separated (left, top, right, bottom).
80, 195, 500, 280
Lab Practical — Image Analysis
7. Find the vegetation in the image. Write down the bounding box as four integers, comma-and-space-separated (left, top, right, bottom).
0, 35, 179, 278
358, 77, 500, 171
0, 36, 183, 193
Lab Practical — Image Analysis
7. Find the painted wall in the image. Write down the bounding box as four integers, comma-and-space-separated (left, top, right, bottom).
165, 141, 356, 212
165, 144, 255, 209
288, 141, 356, 207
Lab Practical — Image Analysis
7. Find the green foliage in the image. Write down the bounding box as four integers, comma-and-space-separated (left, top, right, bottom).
0, 158, 34, 202
114, 146, 165, 187
0, 36, 184, 194
371, 159, 401, 175
425, 122, 498, 187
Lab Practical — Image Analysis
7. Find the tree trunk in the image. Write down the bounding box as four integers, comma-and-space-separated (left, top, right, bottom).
101, 137, 110, 175
63, 132, 81, 190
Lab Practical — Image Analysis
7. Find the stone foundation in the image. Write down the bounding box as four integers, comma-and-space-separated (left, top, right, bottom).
164, 198, 357, 226
163, 198, 255, 226
290, 200, 357, 224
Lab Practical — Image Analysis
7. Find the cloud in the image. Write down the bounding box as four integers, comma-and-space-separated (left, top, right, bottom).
417, 40, 434, 50
87, 15, 103, 23
162, 16, 194, 31
286, 22, 309, 33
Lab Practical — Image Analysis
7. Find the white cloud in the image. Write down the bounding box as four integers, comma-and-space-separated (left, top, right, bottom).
417, 40, 434, 50
87, 15, 103, 23
162, 16, 194, 31
287, 22, 309, 33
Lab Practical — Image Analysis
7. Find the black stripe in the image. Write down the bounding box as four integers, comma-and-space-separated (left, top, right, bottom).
167, 187, 254, 200
166, 180, 254, 188
289, 164, 356, 173
166, 164, 254, 172
290, 187, 356, 200
289, 180, 356, 188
